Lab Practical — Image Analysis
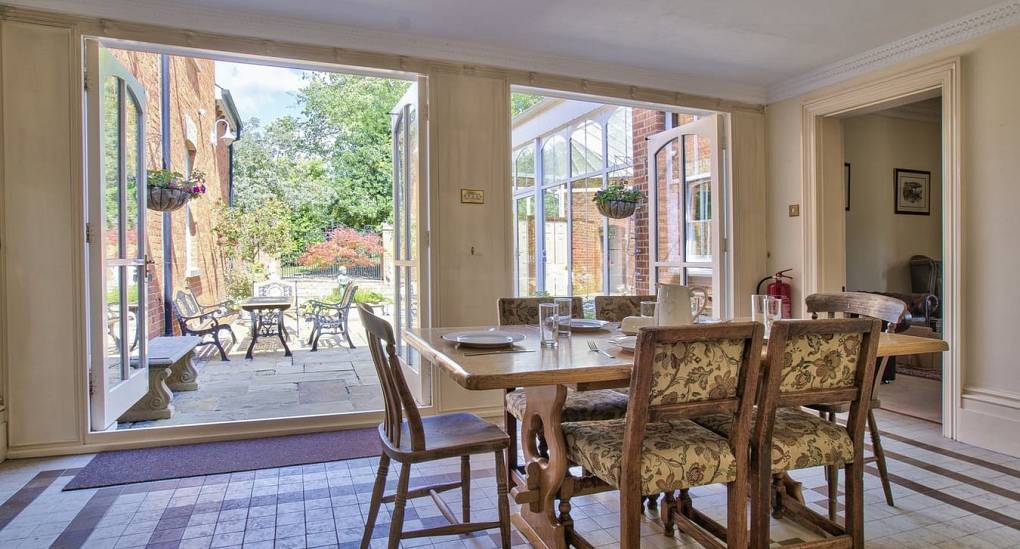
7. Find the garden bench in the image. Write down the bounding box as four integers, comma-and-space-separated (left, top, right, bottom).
119, 336, 200, 422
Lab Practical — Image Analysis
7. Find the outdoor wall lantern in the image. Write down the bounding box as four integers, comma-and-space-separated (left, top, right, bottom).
211, 118, 237, 146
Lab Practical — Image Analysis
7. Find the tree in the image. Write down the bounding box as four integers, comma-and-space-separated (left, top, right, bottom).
298, 226, 384, 269
512, 92, 544, 118
214, 199, 296, 265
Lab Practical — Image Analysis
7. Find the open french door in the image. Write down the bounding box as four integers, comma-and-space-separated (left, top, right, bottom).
391, 78, 431, 406
647, 115, 726, 318
85, 40, 150, 430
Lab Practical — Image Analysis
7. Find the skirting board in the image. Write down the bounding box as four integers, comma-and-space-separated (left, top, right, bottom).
959, 386, 1020, 458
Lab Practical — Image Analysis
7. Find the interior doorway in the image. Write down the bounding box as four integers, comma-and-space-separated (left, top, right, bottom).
800, 58, 961, 440
840, 96, 944, 424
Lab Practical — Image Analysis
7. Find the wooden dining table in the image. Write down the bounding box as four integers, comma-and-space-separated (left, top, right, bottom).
405, 322, 949, 549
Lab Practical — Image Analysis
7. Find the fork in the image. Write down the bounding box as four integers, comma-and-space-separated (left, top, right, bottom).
587, 340, 614, 358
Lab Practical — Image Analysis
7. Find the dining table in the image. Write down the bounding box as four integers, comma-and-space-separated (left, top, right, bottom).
405, 320, 950, 549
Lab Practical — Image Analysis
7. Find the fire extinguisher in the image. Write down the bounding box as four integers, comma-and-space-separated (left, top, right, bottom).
757, 269, 793, 319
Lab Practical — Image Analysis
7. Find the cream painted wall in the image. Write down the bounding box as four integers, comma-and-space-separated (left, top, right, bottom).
767, 24, 1020, 455
0, 13, 764, 455
843, 114, 942, 293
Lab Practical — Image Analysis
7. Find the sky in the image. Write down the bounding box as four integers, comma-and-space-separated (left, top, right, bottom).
214, 61, 309, 126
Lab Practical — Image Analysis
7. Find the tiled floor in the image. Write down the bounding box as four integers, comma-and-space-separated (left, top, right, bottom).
878, 375, 942, 424
2, 409, 1020, 548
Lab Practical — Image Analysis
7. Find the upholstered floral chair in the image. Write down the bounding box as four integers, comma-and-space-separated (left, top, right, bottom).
559, 323, 765, 548
693, 318, 882, 549
496, 296, 630, 483
593, 295, 656, 322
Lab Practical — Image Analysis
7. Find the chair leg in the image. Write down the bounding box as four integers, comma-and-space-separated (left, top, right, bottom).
307, 325, 316, 346
360, 454, 389, 549
226, 325, 237, 345
868, 409, 895, 506
750, 461, 771, 549
343, 315, 356, 348
461, 455, 471, 522
620, 486, 642, 548
493, 449, 512, 549
660, 491, 676, 536
387, 462, 411, 549
844, 460, 865, 549
727, 478, 749, 549
825, 411, 840, 521
504, 404, 518, 487
311, 330, 322, 352
212, 331, 229, 361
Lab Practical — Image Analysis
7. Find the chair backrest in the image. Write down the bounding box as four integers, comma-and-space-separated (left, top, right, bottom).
805, 291, 906, 382
755, 318, 882, 470
358, 303, 424, 451
172, 289, 200, 319
805, 292, 907, 329
254, 281, 295, 302
496, 296, 583, 325
593, 295, 657, 322
909, 255, 939, 295
339, 283, 358, 308
621, 323, 764, 492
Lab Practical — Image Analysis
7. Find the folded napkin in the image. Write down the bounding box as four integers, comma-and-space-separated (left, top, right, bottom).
620, 315, 656, 335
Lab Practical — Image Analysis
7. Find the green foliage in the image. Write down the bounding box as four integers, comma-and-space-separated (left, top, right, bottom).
213, 200, 296, 265
321, 283, 390, 305
511, 92, 543, 118
593, 184, 643, 204
147, 168, 207, 197
231, 73, 411, 263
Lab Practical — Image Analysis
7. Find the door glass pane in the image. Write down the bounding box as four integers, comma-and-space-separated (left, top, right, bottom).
515, 195, 536, 295
103, 76, 123, 260
684, 134, 712, 262
607, 169, 635, 294
105, 266, 124, 387
128, 268, 143, 362
543, 184, 569, 295
407, 106, 417, 261
607, 108, 633, 167
655, 139, 684, 263
570, 177, 603, 298
125, 89, 141, 258
393, 118, 404, 262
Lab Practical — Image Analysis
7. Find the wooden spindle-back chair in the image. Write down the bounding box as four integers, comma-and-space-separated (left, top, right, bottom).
357, 304, 512, 549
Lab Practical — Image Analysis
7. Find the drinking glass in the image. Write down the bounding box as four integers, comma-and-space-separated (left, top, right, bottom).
751, 294, 782, 337
554, 297, 573, 337
640, 301, 657, 318
539, 303, 559, 348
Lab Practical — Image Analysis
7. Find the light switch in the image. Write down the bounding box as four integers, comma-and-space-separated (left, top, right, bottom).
788, 203, 800, 217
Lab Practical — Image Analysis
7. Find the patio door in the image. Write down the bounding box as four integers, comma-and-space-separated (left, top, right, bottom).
647, 115, 726, 318
85, 41, 150, 430
391, 78, 431, 406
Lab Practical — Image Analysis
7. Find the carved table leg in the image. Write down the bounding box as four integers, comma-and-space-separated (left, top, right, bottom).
119, 366, 174, 422
166, 352, 198, 391
277, 309, 292, 357
245, 311, 259, 360
512, 384, 569, 549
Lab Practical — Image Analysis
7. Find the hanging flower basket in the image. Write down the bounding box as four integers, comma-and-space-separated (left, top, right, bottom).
147, 186, 191, 212
596, 199, 638, 219
146, 168, 207, 212
593, 184, 643, 219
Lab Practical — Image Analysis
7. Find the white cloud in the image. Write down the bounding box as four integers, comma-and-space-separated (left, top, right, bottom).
215, 61, 309, 124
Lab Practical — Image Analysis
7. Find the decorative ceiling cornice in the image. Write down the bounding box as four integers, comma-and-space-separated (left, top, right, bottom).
768, 0, 1020, 102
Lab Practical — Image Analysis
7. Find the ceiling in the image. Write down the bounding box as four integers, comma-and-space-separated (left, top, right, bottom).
9, 0, 1017, 102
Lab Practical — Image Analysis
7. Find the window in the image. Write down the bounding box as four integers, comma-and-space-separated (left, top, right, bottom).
184, 147, 199, 277
511, 103, 655, 304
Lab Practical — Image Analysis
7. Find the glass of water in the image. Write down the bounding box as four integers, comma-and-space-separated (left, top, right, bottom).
554, 297, 573, 337
751, 294, 782, 337
640, 301, 657, 318
539, 303, 559, 348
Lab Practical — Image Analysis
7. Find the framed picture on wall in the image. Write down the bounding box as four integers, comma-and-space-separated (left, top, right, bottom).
844, 163, 851, 211
894, 168, 931, 215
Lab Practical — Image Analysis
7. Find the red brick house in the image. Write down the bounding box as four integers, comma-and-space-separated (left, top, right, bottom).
109, 49, 241, 338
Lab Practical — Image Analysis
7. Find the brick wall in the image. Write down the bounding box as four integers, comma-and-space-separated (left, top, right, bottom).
109, 49, 232, 339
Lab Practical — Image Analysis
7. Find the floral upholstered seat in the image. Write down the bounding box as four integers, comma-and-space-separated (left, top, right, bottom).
593, 295, 656, 323
504, 388, 629, 422
562, 418, 737, 493
694, 407, 854, 473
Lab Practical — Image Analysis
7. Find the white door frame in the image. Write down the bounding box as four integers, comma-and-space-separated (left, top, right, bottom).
800, 58, 961, 439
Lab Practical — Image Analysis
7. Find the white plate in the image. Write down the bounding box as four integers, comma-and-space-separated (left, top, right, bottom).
442, 330, 526, 349
569, 319, 610, 332
608, 335, 637, 352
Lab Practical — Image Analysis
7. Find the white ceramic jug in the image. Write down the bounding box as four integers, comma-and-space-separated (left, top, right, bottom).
654, 277, 708, 326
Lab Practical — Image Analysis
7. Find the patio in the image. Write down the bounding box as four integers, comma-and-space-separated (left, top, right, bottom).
117, 309, 387, 429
